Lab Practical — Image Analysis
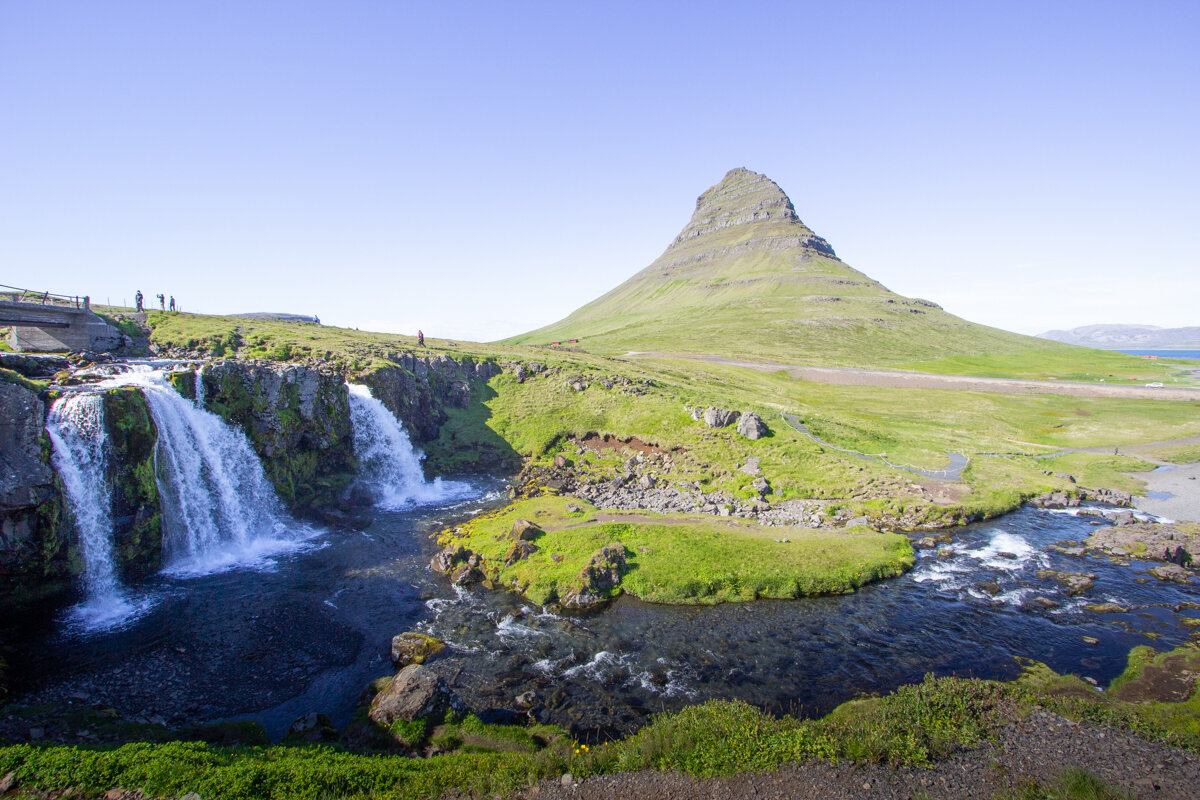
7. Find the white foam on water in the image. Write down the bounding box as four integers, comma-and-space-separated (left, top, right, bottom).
495, 617, 548, 638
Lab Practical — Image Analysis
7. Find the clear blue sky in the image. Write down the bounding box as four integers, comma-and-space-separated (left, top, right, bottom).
2, 1, 1196, 341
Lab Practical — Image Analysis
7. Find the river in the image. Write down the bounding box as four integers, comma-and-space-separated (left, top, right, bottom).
9, 494, 1199, 742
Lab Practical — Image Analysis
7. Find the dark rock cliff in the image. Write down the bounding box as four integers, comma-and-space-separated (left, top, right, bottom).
361, 353, 514, 473
190, 360, 357, 513
361, 353, 500, 444
0, 382, 68, 610
101, 387, 162, 578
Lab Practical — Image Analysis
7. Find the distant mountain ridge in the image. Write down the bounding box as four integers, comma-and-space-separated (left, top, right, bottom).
1038, 324, 1200, 349
507, 167, 1074, 367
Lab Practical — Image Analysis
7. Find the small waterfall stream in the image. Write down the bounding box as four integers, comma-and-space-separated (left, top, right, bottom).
347, 383, 472, 508
46, 393, 149, 631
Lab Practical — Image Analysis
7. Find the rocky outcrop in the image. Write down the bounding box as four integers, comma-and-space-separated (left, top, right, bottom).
737, 412, 769, 439
191, 361, 356, 512
0, 353, 70, 377
101, 388, 163, 579
362, 354, 508, 473
390, 632, 445, 668
0, 382, 67, 608
560, 543, 626, 610
368, 664, 466, 726
1084, 523, 1199, 568
362, 354, 500, 444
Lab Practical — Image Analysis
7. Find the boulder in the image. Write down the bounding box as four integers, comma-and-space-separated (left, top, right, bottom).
284, 712, 339, 744
560, 543, 627, 610
504, 539, 539, 566
510, 519, 542, 541
702, 407, 740, 429
736, 412, 769, 439
368, 664, 466, 726
430, 544, 467, 573
1150, 563, 1193, 583
1110, 510, 1135, 526
390, 632, 445, 668
1037, 570, 1095, 596
752, 477, 771, 497
553, 454, 571, 468
450, 563, 483, 586
739, 456, 762, 476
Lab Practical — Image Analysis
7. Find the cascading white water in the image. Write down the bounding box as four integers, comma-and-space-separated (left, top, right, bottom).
46, 393, 149, 631
106, 367, 313, 575
193, 364, 205, 407
347, 383, 473, 509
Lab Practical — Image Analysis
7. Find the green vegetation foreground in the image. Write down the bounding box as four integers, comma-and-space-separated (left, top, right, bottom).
2, 645, 1199, 799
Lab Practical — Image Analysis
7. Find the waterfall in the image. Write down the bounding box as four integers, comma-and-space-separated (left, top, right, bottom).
46, 393, 148, 631
107, 368, 313, 575
347, 384, 473, 509
193, 364, 205, 407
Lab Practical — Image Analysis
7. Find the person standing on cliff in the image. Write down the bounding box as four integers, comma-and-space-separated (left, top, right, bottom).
169, 296, 175, 311
417, 330, 425, 347
135, 290, 143, 311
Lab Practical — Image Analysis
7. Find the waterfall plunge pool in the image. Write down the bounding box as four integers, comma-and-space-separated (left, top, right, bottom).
9, 500, 1200, 741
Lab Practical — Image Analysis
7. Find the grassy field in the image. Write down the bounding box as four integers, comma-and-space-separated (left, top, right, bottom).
141, 312, 1200, 526
2, 643, 1196, 799
438, 496, 914, 605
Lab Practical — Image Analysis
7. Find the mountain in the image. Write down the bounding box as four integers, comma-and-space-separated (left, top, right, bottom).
1038, 324, 1200, 350
506, 168, 1066, 367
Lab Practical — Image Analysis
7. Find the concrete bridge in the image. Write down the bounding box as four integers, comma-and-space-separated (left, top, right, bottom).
0, 286, 123, 353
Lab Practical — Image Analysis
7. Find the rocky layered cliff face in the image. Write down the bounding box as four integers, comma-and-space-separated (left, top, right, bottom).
101, 387, 162, 578
185, 361, 357, 513
362, 354, 500, 442
0, 381, 68, 607
1, 350, 505, 613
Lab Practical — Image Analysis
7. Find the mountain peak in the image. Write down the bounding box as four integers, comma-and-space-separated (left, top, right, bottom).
670, 168, 835, 258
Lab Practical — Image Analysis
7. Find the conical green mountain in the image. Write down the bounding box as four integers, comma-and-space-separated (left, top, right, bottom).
507, 168, 1061, 367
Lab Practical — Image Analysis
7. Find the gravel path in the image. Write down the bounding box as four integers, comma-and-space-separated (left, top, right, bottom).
520, 709, 1200, 800
626, 352, 1200, 402
1131, 461, 1200, 523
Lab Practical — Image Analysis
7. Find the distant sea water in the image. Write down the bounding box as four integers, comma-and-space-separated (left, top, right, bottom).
1116, 349, 1200, 360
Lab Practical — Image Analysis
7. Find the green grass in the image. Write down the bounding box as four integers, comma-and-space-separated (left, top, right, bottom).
5, 645, 1199, 799
500, 170, 1195, 386
0, 367, 47, 392
142, 311, 1200, 528
1150, 443, 1200, 464
439, 496, 914, 605
898, 347, 1195, 385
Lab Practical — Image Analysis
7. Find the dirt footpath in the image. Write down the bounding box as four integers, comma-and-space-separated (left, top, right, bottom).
520, 709, 1200, 800
626, 353, 1200, 402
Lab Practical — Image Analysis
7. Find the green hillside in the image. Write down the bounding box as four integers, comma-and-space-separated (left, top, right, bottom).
506, 168, 1112, 371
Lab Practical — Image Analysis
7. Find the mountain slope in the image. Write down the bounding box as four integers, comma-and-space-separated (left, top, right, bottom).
507, 168, 1078, 368
1039, 324, 1200, 350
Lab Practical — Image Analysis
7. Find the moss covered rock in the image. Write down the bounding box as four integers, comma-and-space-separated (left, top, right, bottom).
102, 387, 162, 578
0, 382, 69, 611
197, 361, 356, 512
